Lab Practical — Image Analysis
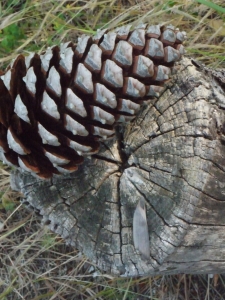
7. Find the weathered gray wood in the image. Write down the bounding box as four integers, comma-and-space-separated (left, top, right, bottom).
11, 57, 225, 276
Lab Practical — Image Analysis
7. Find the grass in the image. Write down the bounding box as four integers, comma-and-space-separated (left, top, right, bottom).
0, 0, 225, 299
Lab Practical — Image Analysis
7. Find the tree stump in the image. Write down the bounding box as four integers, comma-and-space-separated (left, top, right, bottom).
11, 57, 225, 276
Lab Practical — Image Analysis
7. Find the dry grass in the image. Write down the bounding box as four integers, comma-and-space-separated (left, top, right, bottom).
1, 0, 225, 299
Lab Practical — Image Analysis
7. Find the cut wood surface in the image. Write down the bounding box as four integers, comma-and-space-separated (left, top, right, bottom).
11, 57, 225, 276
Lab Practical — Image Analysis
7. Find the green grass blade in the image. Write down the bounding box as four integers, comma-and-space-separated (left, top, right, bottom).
195, 0, 225, 13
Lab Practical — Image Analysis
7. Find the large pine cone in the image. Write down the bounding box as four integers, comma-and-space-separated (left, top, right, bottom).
0, 24, 186, 178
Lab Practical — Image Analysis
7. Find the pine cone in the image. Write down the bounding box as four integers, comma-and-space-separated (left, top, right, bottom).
0, 24, 186, 178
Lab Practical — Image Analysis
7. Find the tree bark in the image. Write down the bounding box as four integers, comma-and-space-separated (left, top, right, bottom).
11, 57, 225, 276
